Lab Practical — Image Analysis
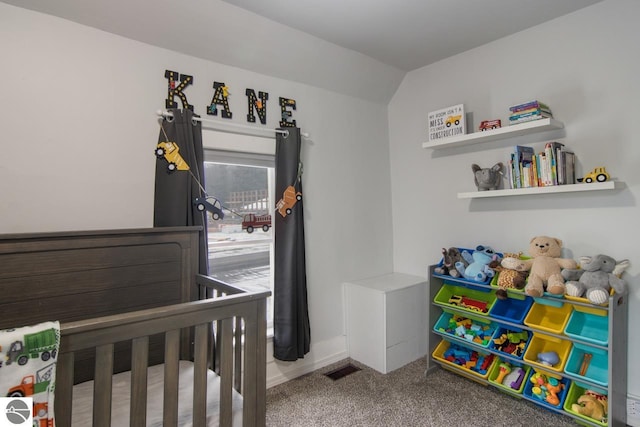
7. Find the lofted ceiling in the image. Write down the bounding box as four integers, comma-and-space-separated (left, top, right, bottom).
2, 0, 602, 103
221, 0, 602, 71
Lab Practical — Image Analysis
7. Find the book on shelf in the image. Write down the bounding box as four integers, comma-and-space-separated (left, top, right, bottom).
509, 114, 552, 125
510, 145, 535, 188
508, 143, 575, 189
509, 100, 551, 113
559, 151, 576, 185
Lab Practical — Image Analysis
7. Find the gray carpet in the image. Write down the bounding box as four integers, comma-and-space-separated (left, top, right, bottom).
266, 357, 577, 427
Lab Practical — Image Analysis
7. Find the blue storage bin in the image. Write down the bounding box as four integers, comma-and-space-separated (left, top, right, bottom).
489, 326, 532, 360
523, 369, 570, 410
564, 343, 608, 387
489, 295, 534, 324
564, 311, 609, 346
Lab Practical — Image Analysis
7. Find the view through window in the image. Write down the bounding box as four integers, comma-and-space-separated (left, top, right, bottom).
203, 150, 275, 328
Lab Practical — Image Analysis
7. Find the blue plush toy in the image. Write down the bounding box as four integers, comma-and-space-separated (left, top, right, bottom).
455, 245, 499, 282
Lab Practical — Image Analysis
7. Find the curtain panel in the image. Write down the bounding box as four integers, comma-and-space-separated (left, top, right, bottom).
273, 127, 310, 361
153, 109, 208, 275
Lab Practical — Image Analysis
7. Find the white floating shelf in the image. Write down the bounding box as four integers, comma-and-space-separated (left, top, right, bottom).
422, 118, 564, 149
457, 181, 618, 199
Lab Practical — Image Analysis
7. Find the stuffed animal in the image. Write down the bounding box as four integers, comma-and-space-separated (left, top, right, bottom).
488, 253, 528, 300
571, 391, 608, 423
562, 255, 630, 305
506, 236, 577, 297
472, 162, 503, 191
434, 247, 467, 278
455, 245, 499, 282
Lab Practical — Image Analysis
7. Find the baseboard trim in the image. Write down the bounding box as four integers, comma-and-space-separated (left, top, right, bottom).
266, 335, 348, 388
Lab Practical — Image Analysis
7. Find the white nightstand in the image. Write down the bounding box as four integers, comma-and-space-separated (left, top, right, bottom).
344, 272, 428, 374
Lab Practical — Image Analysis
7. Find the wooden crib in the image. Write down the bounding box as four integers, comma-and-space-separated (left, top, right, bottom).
0, 227, 268, 427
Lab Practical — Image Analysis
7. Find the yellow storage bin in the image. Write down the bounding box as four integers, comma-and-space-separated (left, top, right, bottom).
432, 339, 497, 380
524, 302, 573, 335
523, 333, 572, 373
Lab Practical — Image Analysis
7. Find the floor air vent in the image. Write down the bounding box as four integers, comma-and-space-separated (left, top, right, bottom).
324, 363, 361, 380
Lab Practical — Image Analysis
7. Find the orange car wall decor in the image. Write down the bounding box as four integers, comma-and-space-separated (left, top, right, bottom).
276, 186, 302, 217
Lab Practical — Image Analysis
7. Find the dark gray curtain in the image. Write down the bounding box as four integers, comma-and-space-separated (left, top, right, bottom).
273, 127, 310, 361
153, 109, 208, 276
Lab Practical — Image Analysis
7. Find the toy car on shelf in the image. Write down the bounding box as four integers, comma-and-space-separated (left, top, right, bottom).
479, 119, 502, 131
194, 196, 224, 220
577, 167, 610, 183
445, 115, 462, 127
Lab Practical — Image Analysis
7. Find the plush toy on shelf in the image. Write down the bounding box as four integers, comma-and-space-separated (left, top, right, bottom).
471, 162, 504, 191
455, 245, 500, 283
488, 252, 528, 300
433, 247, 467, 278
562, 254, 630, 305
503, 236, 577, 297
571, 390, 608, 423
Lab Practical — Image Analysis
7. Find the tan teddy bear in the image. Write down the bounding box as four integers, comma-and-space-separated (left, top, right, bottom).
505, 236, 577, 297
571, 392, 608, 423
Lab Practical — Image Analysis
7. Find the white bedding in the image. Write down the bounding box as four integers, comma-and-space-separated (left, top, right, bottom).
71, 361, 243, 426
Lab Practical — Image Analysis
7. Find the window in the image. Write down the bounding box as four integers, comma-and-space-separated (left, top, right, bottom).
203, 150, 275, 328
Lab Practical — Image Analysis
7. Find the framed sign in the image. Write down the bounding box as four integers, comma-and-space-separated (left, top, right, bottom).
428, 104, 465, 141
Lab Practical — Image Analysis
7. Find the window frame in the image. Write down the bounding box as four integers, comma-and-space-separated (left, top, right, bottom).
203, 148, 275, 331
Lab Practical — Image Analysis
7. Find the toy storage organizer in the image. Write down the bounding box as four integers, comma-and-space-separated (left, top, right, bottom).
427, 265, 628, 427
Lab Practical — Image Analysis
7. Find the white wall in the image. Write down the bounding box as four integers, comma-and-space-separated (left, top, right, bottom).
389, 0, 640, 399
0, 3, 394, 385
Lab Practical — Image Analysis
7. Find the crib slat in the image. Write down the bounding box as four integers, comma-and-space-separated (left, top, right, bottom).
130, 336, 149, 427
193, 323, 209, 427
242, 298, 267, 427
93, 344, 114, 427
234, 316, 242, 393
219, 317, 233, 427
55, 351, 74, 427
163, 329, 180, 426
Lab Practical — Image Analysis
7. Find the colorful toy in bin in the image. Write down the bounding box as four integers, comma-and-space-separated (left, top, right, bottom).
528, 371, 566, 406
448, 295, 489, 313
494, 362, 526, 390
434, 312, 496, 347
491, 328, 530, 359
537, 351, 560, 367
564, 343, 609, 387
441, 341, 495, 375
488, 358, 531, 394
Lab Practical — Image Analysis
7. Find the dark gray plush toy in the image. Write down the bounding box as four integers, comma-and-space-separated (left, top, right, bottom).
472, 162, 503, 191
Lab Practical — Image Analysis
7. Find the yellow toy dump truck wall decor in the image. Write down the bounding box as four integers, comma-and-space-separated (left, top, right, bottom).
155, 141, 190, 173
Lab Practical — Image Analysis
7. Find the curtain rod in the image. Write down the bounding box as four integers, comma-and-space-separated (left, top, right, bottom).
157, 110, 309, 138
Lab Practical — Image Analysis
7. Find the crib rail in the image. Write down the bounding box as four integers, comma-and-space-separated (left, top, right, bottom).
55, 285, 269, 427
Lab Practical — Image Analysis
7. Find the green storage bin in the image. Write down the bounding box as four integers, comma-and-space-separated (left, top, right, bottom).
434, 283, 497, 316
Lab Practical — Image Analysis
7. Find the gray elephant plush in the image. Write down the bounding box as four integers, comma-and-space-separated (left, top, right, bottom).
561, 254, 630, 305
434, 247, 467, 278
472, 162, 503, 191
